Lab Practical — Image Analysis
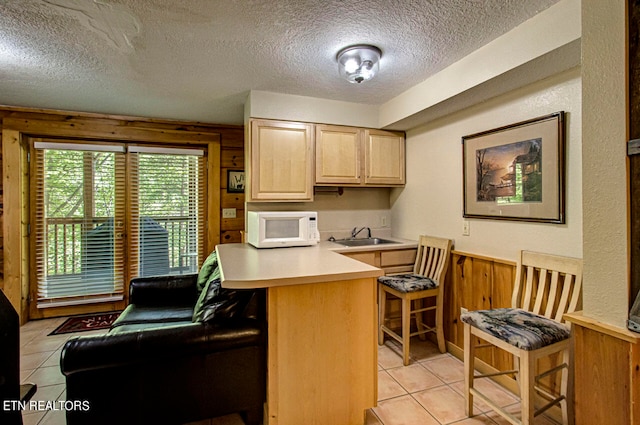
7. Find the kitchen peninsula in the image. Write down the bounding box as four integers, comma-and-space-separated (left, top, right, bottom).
217, 242, 384, 425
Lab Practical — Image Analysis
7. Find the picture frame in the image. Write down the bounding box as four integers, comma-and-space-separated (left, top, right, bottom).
227, 170, 245, 193
462, 111, 565, 223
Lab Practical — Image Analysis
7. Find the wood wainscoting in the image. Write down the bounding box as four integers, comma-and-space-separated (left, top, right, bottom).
443, 251, 519, 392
444, 251, 640, 423
443, 251, 567, 406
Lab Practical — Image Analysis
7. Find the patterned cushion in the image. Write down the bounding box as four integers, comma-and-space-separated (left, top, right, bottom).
378, 273, 438, 293
460, 308, 570, 351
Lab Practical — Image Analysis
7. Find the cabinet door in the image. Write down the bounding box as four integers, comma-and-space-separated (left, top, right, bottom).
250, 119, 314, 201
315, 125, 361, 184
364, 129, 405, 185
341, 251, 380, 267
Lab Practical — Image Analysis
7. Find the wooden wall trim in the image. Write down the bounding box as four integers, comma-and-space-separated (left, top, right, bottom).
1, 129, 25, 317
0, 105, 243, 132
450, 250, 516, 267
2, 117, 221, 144
565, 311, 640, 343
207, 141, 221, 252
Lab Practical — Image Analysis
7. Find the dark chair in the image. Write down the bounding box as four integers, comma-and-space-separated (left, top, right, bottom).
0, 289, 37, 425
60, 263, 266, 425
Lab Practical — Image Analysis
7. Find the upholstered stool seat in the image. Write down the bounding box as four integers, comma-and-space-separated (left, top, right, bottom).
378, 274, 437, 293
461, 308, 570, 351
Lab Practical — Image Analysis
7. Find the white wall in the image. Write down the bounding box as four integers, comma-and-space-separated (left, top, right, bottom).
246, 90, 379, 128
247, 188, 393, 241
390, 67, 582, 262
581, 0, 628, 327
379, 0, 581, 130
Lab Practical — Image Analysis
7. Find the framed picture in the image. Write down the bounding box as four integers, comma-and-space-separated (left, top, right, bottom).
462, 111, 565, 223
227, 170, 245, 193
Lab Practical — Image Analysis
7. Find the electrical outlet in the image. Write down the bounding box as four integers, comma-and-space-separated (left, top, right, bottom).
222, 208, 236, 218
462, 220, 470, 236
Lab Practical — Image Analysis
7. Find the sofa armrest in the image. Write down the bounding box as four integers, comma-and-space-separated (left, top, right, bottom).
60, 320, 265, 376
129, 274, 198, 306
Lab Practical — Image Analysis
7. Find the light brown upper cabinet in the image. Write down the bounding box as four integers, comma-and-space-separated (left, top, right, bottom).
315, 125, 405, 186
248, 119, 314, 201
315, 125, 361, 184
364, 129, 405, 185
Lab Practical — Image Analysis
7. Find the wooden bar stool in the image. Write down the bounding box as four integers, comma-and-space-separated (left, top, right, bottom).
378, 235, 452, 365
461, 251, 582, 425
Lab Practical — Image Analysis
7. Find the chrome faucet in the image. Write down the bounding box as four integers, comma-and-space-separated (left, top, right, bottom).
351, 227, 371, 239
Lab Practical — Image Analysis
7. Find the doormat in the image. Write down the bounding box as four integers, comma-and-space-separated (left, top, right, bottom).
48, 311, 121, 336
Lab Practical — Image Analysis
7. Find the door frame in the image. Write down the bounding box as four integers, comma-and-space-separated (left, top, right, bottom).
1, 114, 221, 322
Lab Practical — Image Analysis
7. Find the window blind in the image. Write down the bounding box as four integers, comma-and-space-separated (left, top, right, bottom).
33, 142, 206, 308
128, 148, 206, 279
34, 143, 126, 307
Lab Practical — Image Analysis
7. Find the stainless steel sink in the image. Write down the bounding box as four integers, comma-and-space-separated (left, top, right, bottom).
335, 238, 397, 247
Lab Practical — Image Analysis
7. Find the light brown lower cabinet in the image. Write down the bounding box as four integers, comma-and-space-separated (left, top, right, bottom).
266, 277, 377, 425
341, 248, 416, 333
340, 248, 416, 274
564, 312, 640, 425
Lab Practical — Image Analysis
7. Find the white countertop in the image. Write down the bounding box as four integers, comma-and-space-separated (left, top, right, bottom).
217, 242, 388, 289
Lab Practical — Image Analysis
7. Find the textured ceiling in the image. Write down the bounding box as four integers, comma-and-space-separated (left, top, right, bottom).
0, 0, 559, 125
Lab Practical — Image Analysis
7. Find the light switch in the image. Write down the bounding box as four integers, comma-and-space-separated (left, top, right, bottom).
222, 208, 237, 218
462, 221, 470, 236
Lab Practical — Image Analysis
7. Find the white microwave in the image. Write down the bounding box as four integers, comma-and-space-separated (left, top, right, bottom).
247, 211, 320, 248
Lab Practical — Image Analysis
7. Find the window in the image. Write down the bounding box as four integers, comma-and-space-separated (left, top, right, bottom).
32, 141, 206, 308
128, 146, 206, 279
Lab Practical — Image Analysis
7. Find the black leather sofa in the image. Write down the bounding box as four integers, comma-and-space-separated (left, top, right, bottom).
60, 258, 266, 425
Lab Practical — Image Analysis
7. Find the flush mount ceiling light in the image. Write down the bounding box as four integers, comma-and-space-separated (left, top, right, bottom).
336, 44, 382, 84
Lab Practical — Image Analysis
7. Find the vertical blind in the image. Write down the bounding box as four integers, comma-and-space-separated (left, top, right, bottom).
33, 141, 206, 308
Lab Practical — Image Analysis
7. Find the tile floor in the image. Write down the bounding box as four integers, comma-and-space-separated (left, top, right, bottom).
18, 317, 559, 425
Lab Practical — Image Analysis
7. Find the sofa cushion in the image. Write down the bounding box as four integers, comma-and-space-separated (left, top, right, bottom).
197, 250, 221, 293
109, 320, 194, 334
112, 305, 194, 328
192, 273, 257, 323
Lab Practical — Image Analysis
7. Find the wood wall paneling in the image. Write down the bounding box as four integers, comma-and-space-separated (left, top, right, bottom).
444, 252, 517, 390
220, 129, 245, 244
2, 129, 24, 315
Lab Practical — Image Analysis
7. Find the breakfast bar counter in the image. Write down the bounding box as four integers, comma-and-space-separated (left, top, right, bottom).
217, 242, 384, 288
216, 243, 383, 425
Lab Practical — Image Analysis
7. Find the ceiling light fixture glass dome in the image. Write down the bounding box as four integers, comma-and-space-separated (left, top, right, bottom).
336, 44, 382, 84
